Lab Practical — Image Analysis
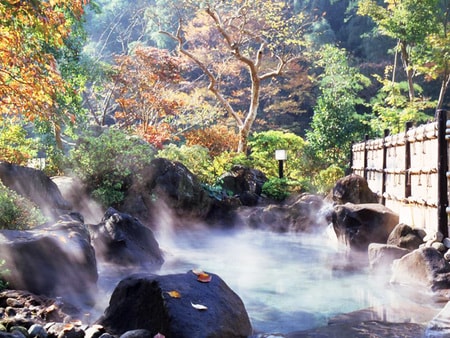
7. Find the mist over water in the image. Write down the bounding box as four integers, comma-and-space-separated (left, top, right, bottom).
156, 227, 403, 334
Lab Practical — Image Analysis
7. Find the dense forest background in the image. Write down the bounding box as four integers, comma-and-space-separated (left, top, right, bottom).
1, 0, 449, 203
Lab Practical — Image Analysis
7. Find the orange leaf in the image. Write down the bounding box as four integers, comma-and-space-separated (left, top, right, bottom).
166, 290, 181, 298
197, 273, 212, 283
192, 269, 212, 283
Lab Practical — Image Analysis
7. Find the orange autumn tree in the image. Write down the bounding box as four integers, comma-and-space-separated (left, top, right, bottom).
113, 46, 185, 148
184, 124, 240, 157
0, 0, 88, 121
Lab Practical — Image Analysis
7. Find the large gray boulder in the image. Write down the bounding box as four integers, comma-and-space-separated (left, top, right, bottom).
0, 163, 71, 219
332, 203, 399, 251
0, 213, 98, 307
387, 223, 425, 250
368, 243, 410, 272
243, 193, 329, 233
98, 271, 252, 338
121, 158, 212, 224
329, 174, 378, 205
219, 165, 267, 206
391, 247, 450, 291
89, 208, 164, 270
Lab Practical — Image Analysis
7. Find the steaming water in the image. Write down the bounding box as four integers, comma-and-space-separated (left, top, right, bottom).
155, 227, 419, 334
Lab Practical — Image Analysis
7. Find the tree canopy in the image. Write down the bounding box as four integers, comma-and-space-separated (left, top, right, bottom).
0, 0, 89, 121
159, 0, 314, 152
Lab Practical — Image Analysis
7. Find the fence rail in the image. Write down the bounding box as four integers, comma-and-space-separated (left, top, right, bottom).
351, 110, 449, 236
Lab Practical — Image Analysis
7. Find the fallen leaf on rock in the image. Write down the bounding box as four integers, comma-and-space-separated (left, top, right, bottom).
154, 333, 165, 338
197, 272, 212, 283
166, 290, 181, 298
191, 302, 208, 311
192, 269, 212, 283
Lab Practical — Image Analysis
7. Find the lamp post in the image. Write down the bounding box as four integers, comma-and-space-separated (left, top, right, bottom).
275, 149, 287, 178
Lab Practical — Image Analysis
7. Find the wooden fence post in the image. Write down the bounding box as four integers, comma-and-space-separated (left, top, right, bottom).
382, 129, 389, 206
437, 109, 448, 237
404, 122, 413, 199
363, 134, 369, 180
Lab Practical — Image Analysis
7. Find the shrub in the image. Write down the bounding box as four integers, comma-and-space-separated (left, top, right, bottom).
157, 145, 251, 185
0, 121, 37, 166
313, 165, 345, 195
262, 178, 289, 201
157, 144, 213, 183
248, 130, 308, 180
0, 259, 9, 291
262, 177, 312, 201
0, 182, 46, 229
68, 129, 156, 207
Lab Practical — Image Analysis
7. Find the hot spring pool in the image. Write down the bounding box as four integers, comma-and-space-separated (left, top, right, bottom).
155, 227, 429, 334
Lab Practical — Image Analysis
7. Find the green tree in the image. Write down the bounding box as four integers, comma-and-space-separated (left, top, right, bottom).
415, 0, 450, 109
358, 0, 440, 102
306, 45, 371, 168
69, 129, 156, 207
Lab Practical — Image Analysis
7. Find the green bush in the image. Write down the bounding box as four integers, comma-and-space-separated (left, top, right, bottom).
68, 129, 156, 207
262, 178, 289, 201
0, 182, 45, 229
262, 177, 312, 201
248, 130, 308, 180
313, 165, 345, 195
0, 259, 9, 291
157, 144, 212, 182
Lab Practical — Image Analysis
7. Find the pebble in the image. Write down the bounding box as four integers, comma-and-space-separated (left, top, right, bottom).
423, 231, 444, 243
432, 242, 446, 252
444, 249, 450, 261
444, 238, 450, 248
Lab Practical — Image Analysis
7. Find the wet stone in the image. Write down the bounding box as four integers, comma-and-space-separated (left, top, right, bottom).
5, 307, 16, 317
28, 324, 47, 338
6, 299, 23, 308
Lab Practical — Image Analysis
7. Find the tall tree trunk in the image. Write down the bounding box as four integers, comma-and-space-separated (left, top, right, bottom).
53, 121, 64, 151
399, 41, 415, 102
437, 73, 450, 110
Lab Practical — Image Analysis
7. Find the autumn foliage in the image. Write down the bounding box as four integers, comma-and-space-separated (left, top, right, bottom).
113, 46, 184, 148
0, 0, 88, 121
184, 125, 239, 157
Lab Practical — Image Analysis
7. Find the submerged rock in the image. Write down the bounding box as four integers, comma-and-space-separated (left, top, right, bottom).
98, 271, 252, 338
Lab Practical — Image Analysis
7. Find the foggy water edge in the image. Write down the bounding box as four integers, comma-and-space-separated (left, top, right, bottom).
155, 228, 435, 334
